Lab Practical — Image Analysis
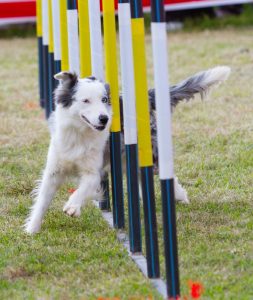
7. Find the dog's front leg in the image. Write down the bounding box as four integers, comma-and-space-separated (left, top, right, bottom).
24, 168, 64, 234
63, 172, 101, 217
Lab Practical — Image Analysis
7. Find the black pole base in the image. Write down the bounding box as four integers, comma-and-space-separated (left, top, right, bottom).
161, 178, 180, 298
42, 45, 50, 119
140, 166, 160, 278
38, 37, 45, 109
126, 144, 142, 253
110, 131, 124, 229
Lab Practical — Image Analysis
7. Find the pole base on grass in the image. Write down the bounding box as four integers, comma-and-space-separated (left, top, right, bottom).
140, 166, 160, 278
110, 131, 124, 229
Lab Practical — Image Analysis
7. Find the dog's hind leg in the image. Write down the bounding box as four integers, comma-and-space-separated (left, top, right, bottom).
138, 175, 189, 204
24, 167, 65, 234
63, 172, 101, 217
174, 177, 189, 204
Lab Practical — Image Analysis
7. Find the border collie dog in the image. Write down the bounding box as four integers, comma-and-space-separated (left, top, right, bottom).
24, 66, 230, 234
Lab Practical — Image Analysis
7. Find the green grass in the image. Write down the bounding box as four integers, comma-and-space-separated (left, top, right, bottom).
184, 4, 253, 31
0, 24, 36, 38
0, 28, 253, 299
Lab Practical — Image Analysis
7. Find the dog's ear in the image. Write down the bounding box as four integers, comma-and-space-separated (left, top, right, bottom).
54, 72, 78, 108
54, 71, 78, 86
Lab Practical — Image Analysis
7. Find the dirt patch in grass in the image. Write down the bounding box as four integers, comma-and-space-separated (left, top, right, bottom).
2, 267, 34, 281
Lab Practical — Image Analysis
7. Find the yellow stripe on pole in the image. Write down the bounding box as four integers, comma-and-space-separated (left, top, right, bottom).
78, 0, 92, 78
36, 0, 42, 37
131, 18, 153, 167
48, 0, 54, 53
59, 0, 69, 71
102, 0, 121, 133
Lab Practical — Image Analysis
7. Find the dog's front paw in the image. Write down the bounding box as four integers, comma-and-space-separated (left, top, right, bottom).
23, 219, 41, 234
63, 202, 81, 217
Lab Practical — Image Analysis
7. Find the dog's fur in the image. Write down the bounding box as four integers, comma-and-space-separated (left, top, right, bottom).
24, 66, 230, 234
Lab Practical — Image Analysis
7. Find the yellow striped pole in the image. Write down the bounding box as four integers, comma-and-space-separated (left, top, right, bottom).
131, 20, 153, 167
42, 0, 50, 118
48, 0, 55, 113
48, 0, 54, 56
36, 0, 44, 108
102, 0, 124, 228
103, 0, 121, 133
36, 0, 42, 38
59, 0, 69, 71
78, 0, 92, 78
130, 0, 160, 278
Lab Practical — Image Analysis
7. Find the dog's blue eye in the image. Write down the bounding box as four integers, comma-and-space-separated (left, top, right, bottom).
83, 99, 90, 104
102, 97, 108, 103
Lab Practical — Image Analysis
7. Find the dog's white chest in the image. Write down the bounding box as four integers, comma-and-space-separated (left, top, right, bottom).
51, 129, 104, 175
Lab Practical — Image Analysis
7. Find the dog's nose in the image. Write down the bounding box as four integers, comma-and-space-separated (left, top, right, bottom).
99, 114, 109, 125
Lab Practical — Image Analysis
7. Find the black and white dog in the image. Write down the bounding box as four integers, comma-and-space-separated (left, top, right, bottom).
24, 66, 230, 234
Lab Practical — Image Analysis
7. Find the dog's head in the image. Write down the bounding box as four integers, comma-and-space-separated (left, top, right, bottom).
54, 72, 112, 132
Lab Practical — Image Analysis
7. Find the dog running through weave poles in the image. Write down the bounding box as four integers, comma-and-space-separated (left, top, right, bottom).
48, 0, 111, 211
36, 0, 180, 297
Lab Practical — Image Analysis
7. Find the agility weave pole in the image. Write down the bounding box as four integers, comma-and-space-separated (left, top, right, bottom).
102, 0, 125, 229
36, 0, 44, 109
36, 0, 181, 297
78, 0, 91, 78
129, 0, 160, 278
48, 0, 55, 112
59, 0, 69, 71
41, 0, 50, 119
51, 0, 61, 74
118, 0, 142, 253
67, 0, 79, 74
88, 0, 111, 211
88, 0, 104, 81
151, 0, 180, 297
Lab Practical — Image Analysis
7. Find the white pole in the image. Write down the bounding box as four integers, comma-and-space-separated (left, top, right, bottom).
67, 3, 80, 73
88, 0, 104, 80
118, 3, 137, 145
51, 0, 61, 62
151, 23, 174, 179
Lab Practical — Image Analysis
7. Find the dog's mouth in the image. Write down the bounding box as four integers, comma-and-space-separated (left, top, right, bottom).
81, 115, 106, 131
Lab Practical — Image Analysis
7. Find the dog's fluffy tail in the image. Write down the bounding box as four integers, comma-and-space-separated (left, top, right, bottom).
149, 66, 231, 109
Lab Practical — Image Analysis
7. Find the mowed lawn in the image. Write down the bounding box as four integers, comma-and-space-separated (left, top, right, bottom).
0, 28, 253, 299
